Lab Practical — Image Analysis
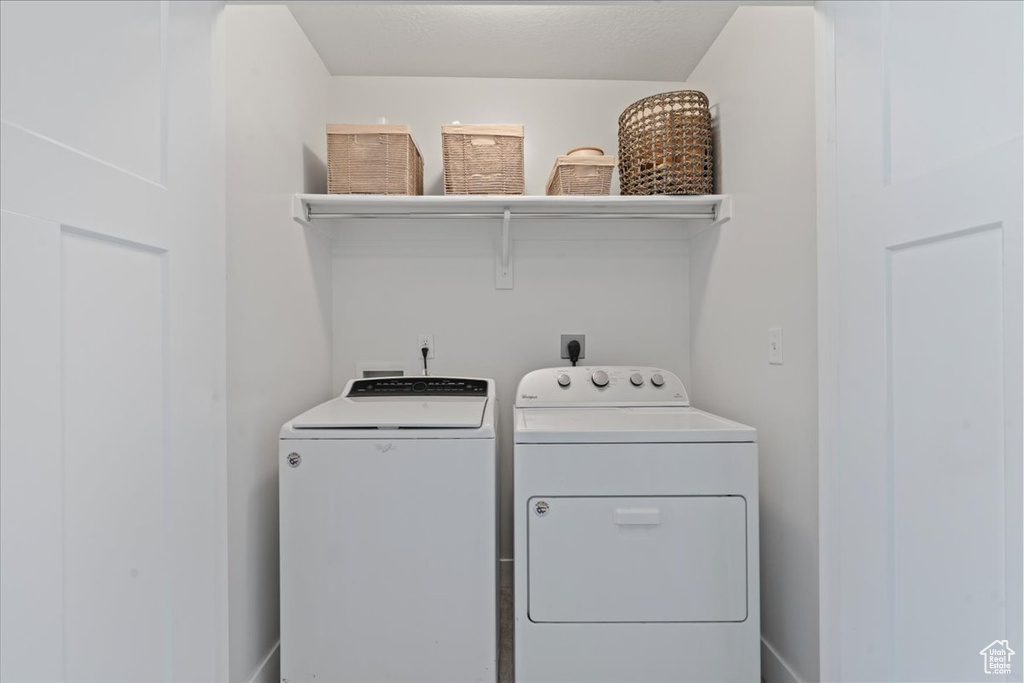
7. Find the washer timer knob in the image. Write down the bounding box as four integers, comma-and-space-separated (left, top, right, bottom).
557, 373, 571, 387
630, 373, 644, 386
591, 370, 609, 387
650, 373, 665, 387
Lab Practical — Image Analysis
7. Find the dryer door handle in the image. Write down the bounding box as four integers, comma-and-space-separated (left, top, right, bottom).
614, 508, 661, 525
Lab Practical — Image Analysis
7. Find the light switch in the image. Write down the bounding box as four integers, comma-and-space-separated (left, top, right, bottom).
768, 327, 783, 365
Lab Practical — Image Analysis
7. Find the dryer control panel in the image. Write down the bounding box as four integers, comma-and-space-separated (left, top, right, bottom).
516, 366, 689, 407
348, 376, 488, 397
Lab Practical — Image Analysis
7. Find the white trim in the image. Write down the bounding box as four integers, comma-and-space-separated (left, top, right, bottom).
210, 4, 230, 680
228, 0, 816, 5
814, 1, 840, 681
245, 640, 280, 683
762, 637, 805, 683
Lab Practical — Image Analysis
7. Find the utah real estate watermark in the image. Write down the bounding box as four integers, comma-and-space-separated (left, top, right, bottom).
980, 640, 1015, 675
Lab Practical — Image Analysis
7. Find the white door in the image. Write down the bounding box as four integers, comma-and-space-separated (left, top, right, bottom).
0, 2, 226, 681
818, 1, 1023, 681
527, 495, 748, 623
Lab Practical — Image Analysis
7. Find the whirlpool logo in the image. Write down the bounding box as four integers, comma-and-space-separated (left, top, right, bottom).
521, 394, 538, 400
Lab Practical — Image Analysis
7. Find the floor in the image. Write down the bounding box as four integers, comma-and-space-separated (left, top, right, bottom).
499, 585, 514, 682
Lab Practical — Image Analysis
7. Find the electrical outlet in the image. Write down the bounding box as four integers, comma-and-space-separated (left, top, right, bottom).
418, 334, 434, 359
768, 327, 783, 365
560, 334, 586, 360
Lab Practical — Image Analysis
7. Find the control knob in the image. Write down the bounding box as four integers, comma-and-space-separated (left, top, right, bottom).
650, 373, 665, 387
591, 370, 609, 387
557, 373, 571, 387
630, 373, 644, 386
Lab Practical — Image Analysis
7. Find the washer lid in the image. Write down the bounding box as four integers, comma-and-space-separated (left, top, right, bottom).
515, 406, 756, 443
292, 395, 488, 430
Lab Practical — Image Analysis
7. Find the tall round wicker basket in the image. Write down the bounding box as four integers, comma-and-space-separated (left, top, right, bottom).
617, 90, 713, 195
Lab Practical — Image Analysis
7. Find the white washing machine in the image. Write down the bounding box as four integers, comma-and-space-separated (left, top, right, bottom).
280, 376, 498, 683
514, 366, 759, 682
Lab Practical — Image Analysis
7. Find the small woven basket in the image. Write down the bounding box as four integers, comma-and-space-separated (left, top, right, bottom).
545, 153, 616, 196
442, 124, 524, 195
617, 91, 713, 195
327, 124, 423, 195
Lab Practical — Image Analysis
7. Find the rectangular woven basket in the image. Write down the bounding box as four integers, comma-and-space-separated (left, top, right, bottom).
442, 124, 524, 195
327, 124, 423, 195
545, 155, 616, 196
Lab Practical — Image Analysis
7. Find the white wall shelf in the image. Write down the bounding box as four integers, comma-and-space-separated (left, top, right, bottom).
291, 194, 731, 288
293, 194, 730, 227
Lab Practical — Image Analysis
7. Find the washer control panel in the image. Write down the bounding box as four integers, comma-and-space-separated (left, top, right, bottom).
348, 377, 488, 397
516, 367, 689, 407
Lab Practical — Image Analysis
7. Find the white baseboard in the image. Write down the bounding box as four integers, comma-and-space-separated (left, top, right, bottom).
246, 639, 280, 683
761, 637, 804, 683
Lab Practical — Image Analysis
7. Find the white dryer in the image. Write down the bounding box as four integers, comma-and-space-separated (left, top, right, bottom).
514, 366, 759, 682
280, 376, 498, 683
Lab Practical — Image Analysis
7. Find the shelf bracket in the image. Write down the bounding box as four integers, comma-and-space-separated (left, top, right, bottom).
709, 195, 732, 228
292, 195, 312, 226
495, 207, 513, 289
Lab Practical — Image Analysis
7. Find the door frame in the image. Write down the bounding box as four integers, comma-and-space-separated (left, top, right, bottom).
814, 2, 840, 681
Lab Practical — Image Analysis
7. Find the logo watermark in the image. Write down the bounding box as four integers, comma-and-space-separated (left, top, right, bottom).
980, 640, 1015, 675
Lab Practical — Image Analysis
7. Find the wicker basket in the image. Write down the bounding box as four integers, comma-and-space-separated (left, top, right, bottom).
442, 124, 524, 195
327, 124, 424, 195
617, 91, 713, 195
546, 152, 616, 196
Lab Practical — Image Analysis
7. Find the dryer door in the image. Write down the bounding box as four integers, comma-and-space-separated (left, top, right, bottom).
527, 495, 747, 623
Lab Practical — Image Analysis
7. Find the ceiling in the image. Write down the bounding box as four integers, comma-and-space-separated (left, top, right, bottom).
285, 2, 745, 82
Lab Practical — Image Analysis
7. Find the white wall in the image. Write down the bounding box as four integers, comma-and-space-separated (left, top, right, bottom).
327, 76, 698, 572
686, 6, 818, 683
226, 7, 333, 683
226, 10, 820, 678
